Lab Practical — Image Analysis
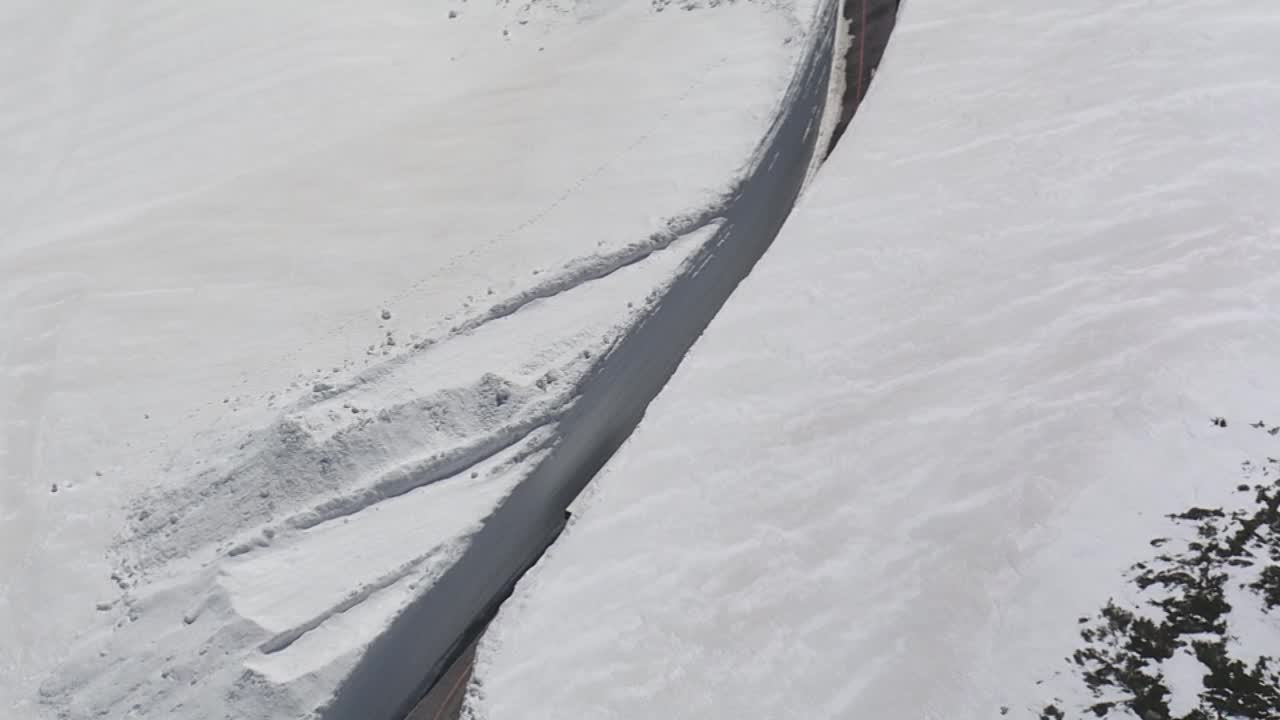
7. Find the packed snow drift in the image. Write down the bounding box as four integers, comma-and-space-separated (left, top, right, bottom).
0, 1, 827, 718
469, 0, 1280, 718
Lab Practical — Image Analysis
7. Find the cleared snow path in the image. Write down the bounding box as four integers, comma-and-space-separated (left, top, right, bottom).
401, 0, 909, 715
321, 3, 839, 719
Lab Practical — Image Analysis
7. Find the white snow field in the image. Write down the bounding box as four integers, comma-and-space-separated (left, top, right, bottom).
470, 1, 1280, 718
0, 1, 824, 718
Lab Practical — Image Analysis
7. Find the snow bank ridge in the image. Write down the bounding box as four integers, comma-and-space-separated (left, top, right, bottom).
125, 364, 570, 570
256, 552, 437, 656
453, 210, 724, 336
281, 410, 561, 534
50, 171, 723, 720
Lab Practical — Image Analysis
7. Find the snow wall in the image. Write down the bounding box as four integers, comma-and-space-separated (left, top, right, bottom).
828, 0, 900, 153
319, 3, 838, 719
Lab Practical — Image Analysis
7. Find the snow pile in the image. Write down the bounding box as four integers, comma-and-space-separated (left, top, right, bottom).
1, 1, 816, 718
469, 0, 1280, 718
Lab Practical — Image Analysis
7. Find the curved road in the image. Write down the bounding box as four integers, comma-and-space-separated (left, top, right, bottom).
398, 3, 902, 716
321, 2, 850, 719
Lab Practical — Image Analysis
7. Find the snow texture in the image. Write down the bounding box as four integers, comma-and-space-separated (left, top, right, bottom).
0, 1, 814, 718
469, 0, 1280, 718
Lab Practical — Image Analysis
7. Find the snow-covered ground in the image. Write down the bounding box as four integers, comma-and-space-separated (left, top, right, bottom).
470, 1, 1280, 718
0, 1, 822, 718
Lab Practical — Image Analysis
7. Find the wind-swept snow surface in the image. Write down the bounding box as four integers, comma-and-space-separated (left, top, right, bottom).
1, 1, 819, 718
470, 1, 1280, 718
